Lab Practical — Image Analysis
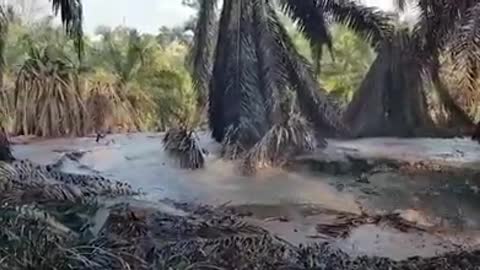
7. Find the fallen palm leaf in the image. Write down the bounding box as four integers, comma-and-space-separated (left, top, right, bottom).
315, 212, 429, 239
163, 127, 205, 170
0, 127, 14, 161
241, 113, 317, 175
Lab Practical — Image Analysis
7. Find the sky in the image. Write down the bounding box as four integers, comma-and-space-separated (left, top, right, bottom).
9, 0, 397, 35
82, 0, 196, 34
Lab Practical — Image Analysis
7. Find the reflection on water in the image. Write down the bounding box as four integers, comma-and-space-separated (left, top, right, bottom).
11, 132, 480, 259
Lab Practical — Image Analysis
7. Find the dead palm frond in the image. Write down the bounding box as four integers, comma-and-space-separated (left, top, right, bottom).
0, 7, 13, 130
13, 43, 88, 137
0, 127, 14, 161
0, 86, 14, 130
0, 202, 139, 270
448, 2, 480, 94
85, 82, 116, 136
315, 211, 428, 239
220, 125, 248, 161
163, 127, 205, 170
0, 159, 138, 205
0, 5, 10, 84
0, 206, 77, 270
241, 94, 318, 175
104, 89, 143, 133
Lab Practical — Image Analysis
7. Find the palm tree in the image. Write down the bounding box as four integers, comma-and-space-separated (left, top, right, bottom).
0, 6, 12, 128
89, 27, 153, 133
14, 41, 88, 137
94, 27, 149, 88
345, 0, 480, 137
187, 0, 391, 170
444, 1, 480, 139
49, 0, 83, 58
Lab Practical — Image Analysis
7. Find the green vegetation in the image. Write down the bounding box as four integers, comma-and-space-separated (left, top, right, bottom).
1, 1, 480, 168
0, 2, 372, 140
0, 0, 214, 137
0, 8, 196, 135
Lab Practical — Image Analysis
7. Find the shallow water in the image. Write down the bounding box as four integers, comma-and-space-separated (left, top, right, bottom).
11, 132, 480, 259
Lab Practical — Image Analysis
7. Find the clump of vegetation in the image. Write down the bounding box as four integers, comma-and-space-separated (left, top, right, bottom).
1, 6, 198, 138
85, 82, 115, 136
241, 93, 318, 174
14, 44, 88, 137
163, 127, 205, 169
85, 81, 140, 135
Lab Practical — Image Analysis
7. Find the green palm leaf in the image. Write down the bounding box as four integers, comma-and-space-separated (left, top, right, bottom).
50, 0, 84, 58
189, 0, 218, 109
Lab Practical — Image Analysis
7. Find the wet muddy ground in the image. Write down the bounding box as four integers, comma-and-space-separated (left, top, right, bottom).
10, 133, 480, 260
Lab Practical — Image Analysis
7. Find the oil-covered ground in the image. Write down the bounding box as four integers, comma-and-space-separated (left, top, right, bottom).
11, 133, 480, 261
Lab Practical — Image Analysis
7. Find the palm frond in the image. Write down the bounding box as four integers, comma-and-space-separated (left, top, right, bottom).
189, 0, 218, 108
163, 127, 205, 169
268, 5, 350, 138
0, 127, 14, 162
0, 159, 138, 205
50, 0, 84, 59
0, 5, 10, 79
122, 29, 147, 85
322, 0, 393, 50
414, 0, 477, 64
13, 43, 88, 137
252, 0, 290, 122
209, 0, 270, 146
0, 203, 138, 269
448, 2, 480, 93
394, 0, 410, 11
279, 0, 332, 75
241, 101, 317, 175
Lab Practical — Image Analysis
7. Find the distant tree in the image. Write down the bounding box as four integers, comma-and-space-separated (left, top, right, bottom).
156, 26, 191, 47
6, 0, 48, 24
93, 27, 151, 88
